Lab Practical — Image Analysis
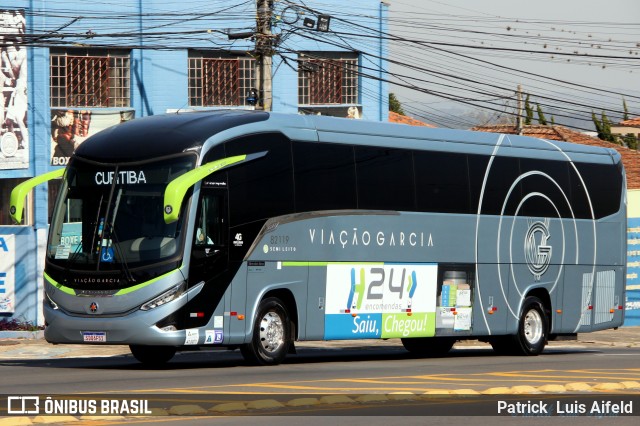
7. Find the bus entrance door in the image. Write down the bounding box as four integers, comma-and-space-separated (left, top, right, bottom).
186, 188, 229, 328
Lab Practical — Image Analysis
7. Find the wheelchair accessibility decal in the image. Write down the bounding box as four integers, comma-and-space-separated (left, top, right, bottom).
100, 241, 114, 263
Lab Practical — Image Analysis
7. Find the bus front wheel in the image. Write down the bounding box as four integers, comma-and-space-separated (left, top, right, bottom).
129, 345, 176, 366
241, 297, 291, 365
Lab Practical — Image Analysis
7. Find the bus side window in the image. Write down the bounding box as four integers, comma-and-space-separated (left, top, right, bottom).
195, 193, 224, 246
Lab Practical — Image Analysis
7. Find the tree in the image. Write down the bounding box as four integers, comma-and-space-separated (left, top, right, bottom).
592, 111, 603, 138
524, 94, 534, 125
600, 111, 618, 144
623, 98, 630, 121
389, 93, 405, 115
536, 104, 547, 125
592, 110, 619, 143
624, 133, 638, 150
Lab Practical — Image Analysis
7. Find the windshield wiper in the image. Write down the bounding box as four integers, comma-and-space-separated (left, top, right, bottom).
88, 194, 105, 258
107, 224, 135, 284
98, 187, 135, 283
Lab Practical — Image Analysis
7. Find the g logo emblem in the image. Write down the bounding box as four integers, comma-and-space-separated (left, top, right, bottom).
525, 219, 552, 281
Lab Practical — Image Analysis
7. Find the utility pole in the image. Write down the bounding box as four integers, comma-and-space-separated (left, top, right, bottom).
516, 84, 523, 135
255, 0, 273, 111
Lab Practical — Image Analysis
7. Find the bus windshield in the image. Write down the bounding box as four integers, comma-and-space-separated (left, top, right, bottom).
47, 155, 196, 271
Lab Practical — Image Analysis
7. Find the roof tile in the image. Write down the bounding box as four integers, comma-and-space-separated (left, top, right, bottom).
619, 116, 640, 127
389, 111, 436, 128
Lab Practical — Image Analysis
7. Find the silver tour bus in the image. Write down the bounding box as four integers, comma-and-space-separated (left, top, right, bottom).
10, 110, 627, 365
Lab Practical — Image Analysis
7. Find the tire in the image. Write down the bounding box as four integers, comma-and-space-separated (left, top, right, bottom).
401, 337, 455, 357
129, 345, 176, 366
241, 297, 291, 365
513, 296, 548, 355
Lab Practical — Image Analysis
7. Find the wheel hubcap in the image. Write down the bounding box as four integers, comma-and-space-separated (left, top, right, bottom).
523, 309, 543, 345
259, 311, 284, 353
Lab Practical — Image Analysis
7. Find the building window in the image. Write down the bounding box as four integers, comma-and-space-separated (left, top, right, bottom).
188, 51, 255, 107
50, 49, 130, 108
298, 52, 358, 105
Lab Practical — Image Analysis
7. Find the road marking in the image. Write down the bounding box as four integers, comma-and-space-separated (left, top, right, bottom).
108, 367, 640, 396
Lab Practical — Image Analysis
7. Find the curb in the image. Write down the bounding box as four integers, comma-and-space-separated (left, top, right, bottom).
0, 331, 44, 340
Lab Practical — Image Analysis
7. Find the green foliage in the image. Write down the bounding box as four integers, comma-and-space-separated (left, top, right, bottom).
524, 94, 533, 125
0, 318, 43, 331
536, 104, 547, 125
593, 110, 618, 144
623, 98, 630, 121
592, 111, 603, 136
389, 93, 405, 115
600, 111, 619, 144
624, 133, 638, 150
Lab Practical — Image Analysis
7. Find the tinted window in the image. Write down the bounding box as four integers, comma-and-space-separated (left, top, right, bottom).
355, 147, 415, 211
415, 151, 471, 214
293, 142, 356, 212
225, 133, 294, 226
195, 192, 226, 247
571, 162, 622, 219
519, 158, 572, 218
481, 156, 521, 216
467, 154, 491, 214
202, 143, 226, 164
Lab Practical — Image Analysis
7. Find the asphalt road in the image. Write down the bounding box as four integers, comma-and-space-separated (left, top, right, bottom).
1, 327, 640, 426
0, 341, 638, 392
1, 338, 640, 425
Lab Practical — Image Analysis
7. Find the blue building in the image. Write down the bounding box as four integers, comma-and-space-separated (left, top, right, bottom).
0, 1, 389, 325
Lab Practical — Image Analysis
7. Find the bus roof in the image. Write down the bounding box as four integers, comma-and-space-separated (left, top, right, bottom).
304, 114, 619, 162
73, 110, 619, 165
74, 110, 269, 163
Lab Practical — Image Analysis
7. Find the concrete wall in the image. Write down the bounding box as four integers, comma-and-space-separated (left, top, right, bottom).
612, 125, 640, 138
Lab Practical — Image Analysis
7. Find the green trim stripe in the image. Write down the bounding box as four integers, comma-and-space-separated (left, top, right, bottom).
114, 270, 180, 295
10, 168, 65, 224
44, 272, 76, 295
163, 155, 246, 224
44, 269, 181, 296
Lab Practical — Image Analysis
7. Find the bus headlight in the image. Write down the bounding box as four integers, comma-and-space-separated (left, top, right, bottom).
140, 282, 187, 311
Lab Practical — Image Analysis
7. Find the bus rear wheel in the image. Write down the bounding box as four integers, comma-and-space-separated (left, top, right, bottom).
241, 297, 291, 365
492, 296, 548, 356
401, 337, 455, 357
514, 296, 548, 355
129, 345, 176, 366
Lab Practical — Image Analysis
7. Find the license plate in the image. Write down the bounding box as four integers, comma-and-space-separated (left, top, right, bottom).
82, 331, 107, 342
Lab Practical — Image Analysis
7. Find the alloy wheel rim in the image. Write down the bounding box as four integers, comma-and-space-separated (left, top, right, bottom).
259, 311, 284, 353
523, 309, 543, 345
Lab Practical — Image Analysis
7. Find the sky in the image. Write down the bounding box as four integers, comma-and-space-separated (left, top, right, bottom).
385, 0, 640, 129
